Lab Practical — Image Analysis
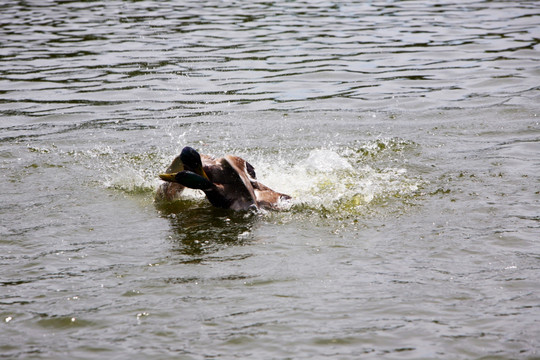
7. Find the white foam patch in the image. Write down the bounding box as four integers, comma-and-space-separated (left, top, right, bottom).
254, 148, 421, 215
102, 166, 157, 193
301, 149, 353, 172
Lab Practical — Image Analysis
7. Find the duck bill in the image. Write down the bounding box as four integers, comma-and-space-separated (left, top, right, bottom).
159, 173, 178, 182
198, 167, 210, 181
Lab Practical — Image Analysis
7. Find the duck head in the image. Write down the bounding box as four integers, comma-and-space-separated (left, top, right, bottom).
159, 147, 213, 190
179, 146, 209, 180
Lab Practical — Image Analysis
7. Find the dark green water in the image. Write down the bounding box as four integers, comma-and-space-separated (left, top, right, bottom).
1, 1, 539, 359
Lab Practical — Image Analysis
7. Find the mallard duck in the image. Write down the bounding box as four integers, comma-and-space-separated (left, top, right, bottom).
157, 146, 291, 211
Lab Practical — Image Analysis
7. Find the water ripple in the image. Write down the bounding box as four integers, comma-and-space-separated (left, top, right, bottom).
1, 0, 538, 122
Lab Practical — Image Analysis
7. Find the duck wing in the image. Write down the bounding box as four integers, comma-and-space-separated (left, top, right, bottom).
224, 155, 291, 210
221, 155, 258, 210
252, 182, 292, 210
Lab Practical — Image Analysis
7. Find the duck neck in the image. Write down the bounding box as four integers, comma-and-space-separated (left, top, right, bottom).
203, 188, 232, 209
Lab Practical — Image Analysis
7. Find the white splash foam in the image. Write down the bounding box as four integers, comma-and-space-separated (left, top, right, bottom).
95, 144, 421, 217
301, 149, 353, 172
255, 148, 420, 215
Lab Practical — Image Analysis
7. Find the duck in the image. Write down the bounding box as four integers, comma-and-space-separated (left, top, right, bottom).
157, 146, 291, 211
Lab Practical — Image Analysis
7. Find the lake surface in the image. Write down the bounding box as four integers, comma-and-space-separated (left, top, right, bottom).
1, 0, 539, 358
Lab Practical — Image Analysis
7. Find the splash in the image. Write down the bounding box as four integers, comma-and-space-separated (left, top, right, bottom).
249, 140, 423, 219
66, 138, 423, 219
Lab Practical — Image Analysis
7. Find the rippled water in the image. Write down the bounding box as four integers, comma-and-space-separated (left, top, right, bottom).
1, 1, 539, 359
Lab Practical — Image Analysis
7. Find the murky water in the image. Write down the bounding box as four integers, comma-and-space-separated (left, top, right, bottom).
1, 1, 539, 358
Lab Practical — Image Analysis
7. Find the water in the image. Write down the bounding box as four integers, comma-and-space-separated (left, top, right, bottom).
1, 0, 539, 358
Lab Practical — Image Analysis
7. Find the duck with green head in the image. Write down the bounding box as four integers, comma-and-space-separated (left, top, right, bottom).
157, 146, 291, 211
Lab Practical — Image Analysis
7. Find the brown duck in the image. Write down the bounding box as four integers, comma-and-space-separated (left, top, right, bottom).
157, 147, 291, 211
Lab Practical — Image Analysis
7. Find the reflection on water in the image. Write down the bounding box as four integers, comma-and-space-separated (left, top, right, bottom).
156, 201, 256, 256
